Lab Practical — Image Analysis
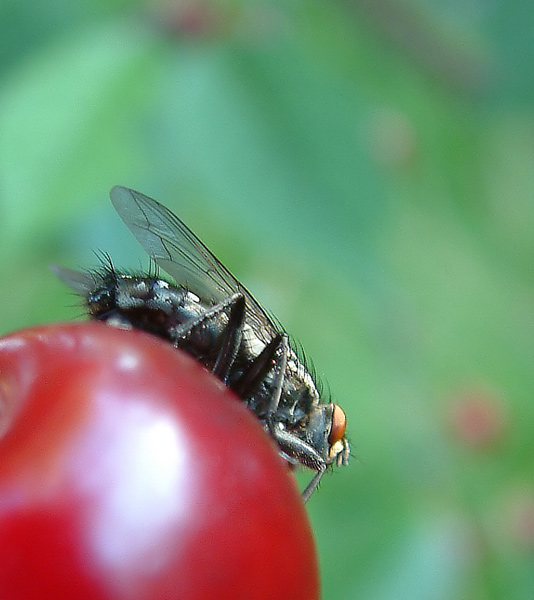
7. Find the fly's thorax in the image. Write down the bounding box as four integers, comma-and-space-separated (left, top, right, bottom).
280, 348, 321, 419
282, 348, 349, 467
235, 336, 319, 423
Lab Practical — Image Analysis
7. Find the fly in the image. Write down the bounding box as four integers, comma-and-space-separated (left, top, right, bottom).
53, 186, 350, 501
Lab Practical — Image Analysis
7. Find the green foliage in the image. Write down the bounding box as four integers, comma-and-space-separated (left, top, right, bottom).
2, 0, 534, 597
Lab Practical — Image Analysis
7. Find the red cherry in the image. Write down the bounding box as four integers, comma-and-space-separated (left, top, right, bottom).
0, 322, 319, 600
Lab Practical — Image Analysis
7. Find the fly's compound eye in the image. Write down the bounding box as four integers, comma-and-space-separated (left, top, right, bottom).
328, 404, 347, 445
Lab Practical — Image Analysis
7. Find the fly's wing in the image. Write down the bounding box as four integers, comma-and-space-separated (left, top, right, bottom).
50, 264, 95, 296
110, 186, 279, 344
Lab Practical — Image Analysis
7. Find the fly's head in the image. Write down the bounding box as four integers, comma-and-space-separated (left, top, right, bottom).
307, 402, 349, 468
276, 349, 350, 471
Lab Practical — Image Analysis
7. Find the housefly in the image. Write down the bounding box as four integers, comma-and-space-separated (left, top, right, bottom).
53, 186, 349, 501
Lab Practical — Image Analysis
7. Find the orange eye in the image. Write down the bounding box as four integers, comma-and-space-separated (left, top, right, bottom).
328, 404, 346, 444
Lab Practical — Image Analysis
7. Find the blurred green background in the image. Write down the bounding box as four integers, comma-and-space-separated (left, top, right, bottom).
2, 0, 534, 598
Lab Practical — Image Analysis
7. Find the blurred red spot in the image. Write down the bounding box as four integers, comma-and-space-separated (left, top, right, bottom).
448, 387, 506, 449
161, 0, 220, 37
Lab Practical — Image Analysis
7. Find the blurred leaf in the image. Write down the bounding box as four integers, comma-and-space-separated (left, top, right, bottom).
0, 17, 161, 258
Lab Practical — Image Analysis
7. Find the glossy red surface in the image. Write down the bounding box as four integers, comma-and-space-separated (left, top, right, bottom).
0, 323, 319, 600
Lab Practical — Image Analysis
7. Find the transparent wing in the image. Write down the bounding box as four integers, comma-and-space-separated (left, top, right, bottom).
50, 264, 95, 296
110, 186, 279, 343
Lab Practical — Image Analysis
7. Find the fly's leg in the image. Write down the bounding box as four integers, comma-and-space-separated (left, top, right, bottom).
261, 335, 289, 455
267, 334, 288, 416
233, 333, 289, 447
173, 293, 246, 383
301, 468, 327, 503
233, 333, 289, 417
211, 295, 246, 381
271, 426, 327, 503
232, 333, 284, 397
272, 427, 325, 471
234, 334, 327, 499
232, 331, 327, 503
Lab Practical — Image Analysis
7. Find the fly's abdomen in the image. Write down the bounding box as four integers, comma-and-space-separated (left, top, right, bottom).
88, 274, 205, 344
